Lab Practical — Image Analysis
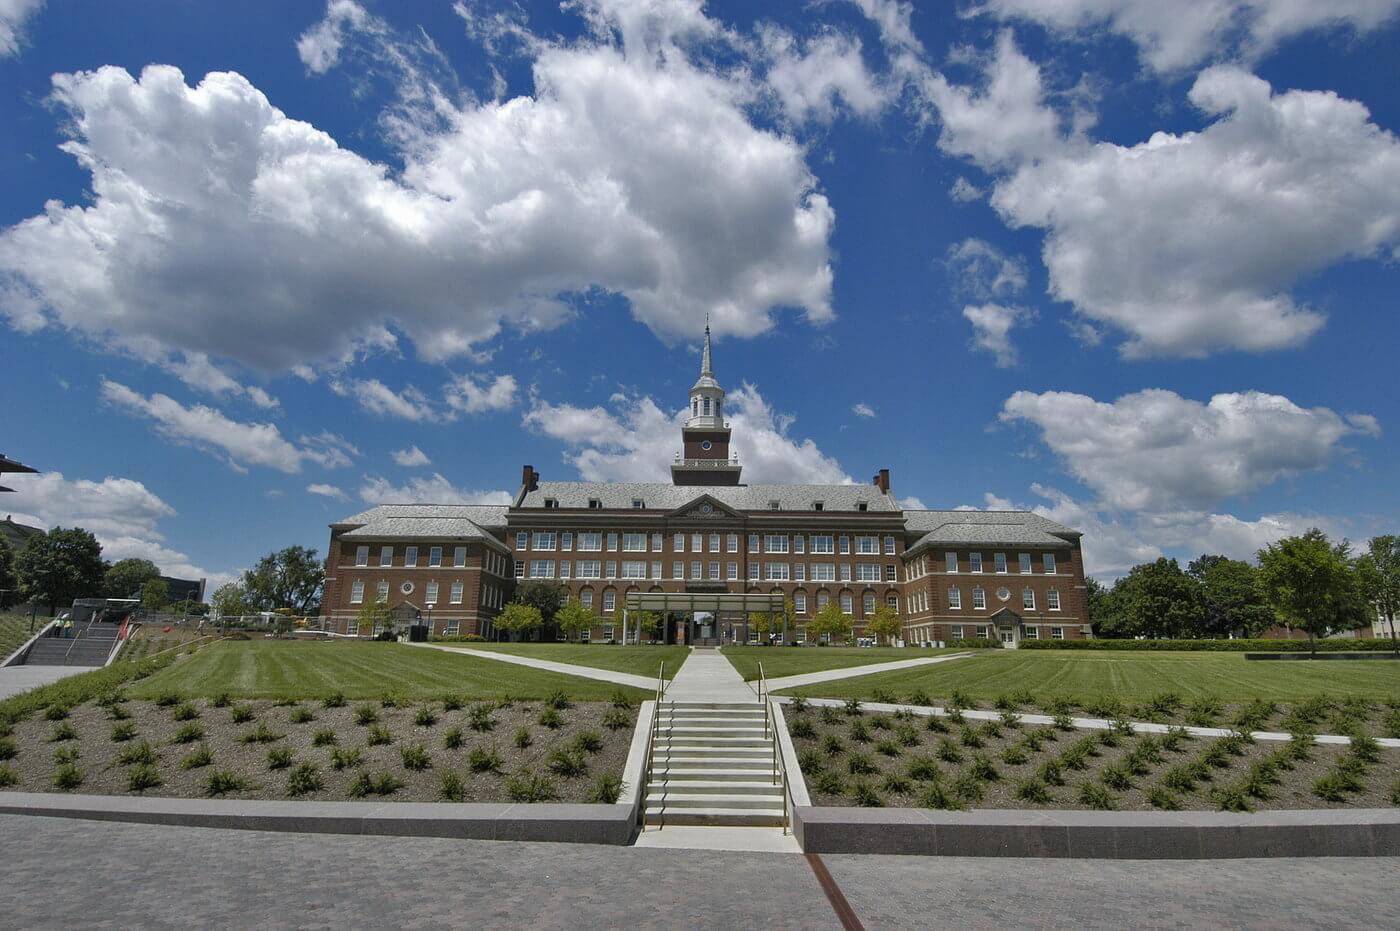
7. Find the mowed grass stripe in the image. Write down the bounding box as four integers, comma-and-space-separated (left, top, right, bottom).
464, 643, 691, 679
778, 651, 1400, 702
721, 646, 965, 681
126, 641, 650, 701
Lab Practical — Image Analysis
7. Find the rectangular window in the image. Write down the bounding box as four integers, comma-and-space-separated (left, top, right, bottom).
856, 564, 881, 582
450, 581, 463, 604
857, 536, 879, 554
445, 620, 460, 636
651, 561, 661, 579
1022, 588, 1035, 610
376, 580, 389, 603
883, 536, 896, 555
951, 625, 964, 640
355, 545, 369, 567
580, 590, 593, 608
727, 561, 738, 581
765, 534, 789, 553
529, 560, 554, 579
709, 533, 720, 553
1048, 589, 1061, 611
578, 532, 602, 552
605, 561, 617, 579
621, 561, 647, 579
651, 532, 663, 552
811, 563, 836, 582
840, 564, 852, 582
350, 579, 364, 604
976, 626, 989, 639
940, 552, 954, 573
673, 561, 684, 580
1051, 626, 1064, 640
380, 545, 394, 567
970, 553, 983, 573
1024, 626, 1038, 640
454, 546, 466, 568
623, 533, 646, 552
576, 560, 601, 579
862, 594, 876, 616
972, 588, 986, 609
793, 535, 806, 554
796, 625, 807, 642
811, 535, 834, 554
794, 593, 807, 614
839, 535, 851, 555
514, 561, 525, 579
748, 563, 760, 580
840, 593, 853, 615
886, 593, 898, 610
426, 581, 439, 604
404, 546, 418, 567
429, 546, 442, 567
674, 532, 685, 552
885, 564, 897, 582
994, 553, 1007, 573
602, 624, 614, 641
748, 534, 760, 553
603, 591, 616, 613
794, 563, 805, 582
606, 533, 619, 551
692, 533, 703, 553
1044, 554, 1057, 574
816, 592, 830, 610
727, 533, 739, 553
560, 532, 573, 551
766, 563, 790, 581
708, 561, 720, 581
515, 532, 528, 550
1019, 553, 1032, 573
559, 560, 571, 579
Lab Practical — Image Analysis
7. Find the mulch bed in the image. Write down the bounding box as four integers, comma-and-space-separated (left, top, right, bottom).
0, 698, 635, 804
787, 703, 1400, 812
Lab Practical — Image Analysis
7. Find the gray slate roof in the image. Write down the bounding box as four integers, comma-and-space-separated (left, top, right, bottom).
333, 504, 510, 551
903, 509, 1079, 551
516, 481, 900, 512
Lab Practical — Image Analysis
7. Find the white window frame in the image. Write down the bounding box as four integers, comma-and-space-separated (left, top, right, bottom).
514, 561, 525, 579
811, 563, 836, 582
429, 546, 443, 567
765, 563, 790, 581
404, 546, 418, 568
606, 533, 619, 551
1051, 626, 1065, 640
529, 560, 555, 579
380, 545, 394, 567
709, 533, 720, 553
951, 625, 964, 640
856, 563, 881, 582
426, 581, 439, 605
559, 560, 571, 579
857, 536, 879, 555
883, 536, 896, 555
812, 535, 834, 554
863, 593, 876, 616
673, 561, 684, 580
970, 553, 983, 573
454, 546, 466, 568
972, 587, 986, 609
1044, 553, 1057, 574
1019, 553, 1032, 573
727, 561, 738, 581
580, 590, 594, 609
602, 590, 616, 613
561, 532, 574, 552
578, 533, 602, 552
515, 532, 528, 550
1022, 588, 1035, 610
794, 593, 807, 614
576, 560, 601, 580
621, 561, 647, 580
350, 579, 364, 604
794, 563, 806, 582
355, 546, 369, 567
765, 534, 789, 554
727, 533, 739, 553
450, 581, 463, 605
1024, 626, 1038, 640
840, 593, 853, 615
692, 533, 703, 553
948, 587, 961, 610
945, 551, 958, 573
651, 533, 664, 552
840, 564, 852, 583
748, 534, 760, 554
709, 561, 720, 581
376, 580, 389, 603
748, 563, 760, 580
1048, 589, 1061, 611
994, 553, 1007, 574
605, 561, 617, 579
623, 533, 647, 552
691, 560, 702, 580
674, 532, 685, 552
839, 535, 851, 555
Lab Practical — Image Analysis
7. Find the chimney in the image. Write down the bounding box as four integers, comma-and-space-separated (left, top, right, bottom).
521, 465, 539, 492
872, 469, 890, 494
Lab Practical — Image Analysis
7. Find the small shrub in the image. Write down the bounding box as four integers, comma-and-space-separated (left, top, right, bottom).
172, 702, 199, 722
588, 773, 623, 804
469, 704, 498, 732
230, 705, 255, 724
788, 696, 809, 714
1242, 761, 1279, 799
881, 772, 913, 795
1159, 727, 1188, 753
602, 708, 632, 731
117, 741, 157, 766
951, 771, 984, 804
875, 738, 901, 758
895, 724, 920, 747
203, 770, 248, 797
846, 752, 877, 775
240, 723, 283, 744
53, 764, 84, 791
289, 707, 315, 724
1097, 729, 1120, 749
820, 707, 841, 725
172, 722, 204, 744
106, 705, 131, 721
443, 727, 464, 750
1185, 696, 1222, 727
948, 689, 973, 710
354, 705, 379, 726
1145, 691, 1183, 717
1014, 778, 1051, 803
287, 763, 323, 796
155, 691, 182, 707
1147, 787, 1182, 810
848, 719, 870, 743
870, 688, 896, 705
544, 690, 571, 710
110, 721, 136, 743
1078, 782, 1115, 810
936, 739, 963, 764
0, 765, 16, 788
1160, 763, 1204, 792
1002, 744, 1028, 766
124, 763, 162, 792
573, 730, 604, 754
1349, 733, 1381, 763
212, 692, 233, 708
790, 718, 815, 740
400, 744, 432, 771
322, 692, 345, 708
180, 745, 213, 770
1388, 778, 1400, 806
906, 755, 942, 781
366, 725, 392, 746
1000, 710, 1022, 729
968, 754, 999, 782
958, 727, 983, 749
918, 780, 963, 810
1211, 784, 1253, 812
820, 734, 845, 757
349, 771, 404, 797
414, 707, 438, 727
925, 714, 949, 734
1022, 729, 1047, 752
514, 727, 532, 750
1037, 759, 1065, 786
507, 768, 559, 802
536, 707, 562, 729
850, 779, 884, 807
1101, 764, 1134, 791
547, 747, 589, 778
330, 747, 362, 770
994, 693, 1016, 712
312, 729, 337, 747
980, 720, 1003, 739
53, 746, 80, 765
1053, 712, 1074, 732
267, 747, 294, 770
813, 770, 846, 796
49, 722, 77, 742
907, 690, 932, 706
798, 749, 825, 776
439, 771, 465, 802
380, 695, 399, 709
442, 694, 464, 712
843, 697, 863, 716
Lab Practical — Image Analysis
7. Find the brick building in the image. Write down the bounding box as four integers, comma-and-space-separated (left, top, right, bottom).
320, 325, 1091, 645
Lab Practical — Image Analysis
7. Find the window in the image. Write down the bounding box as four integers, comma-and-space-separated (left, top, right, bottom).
765, 534, 788, 553
404, 546, 418, 567
766, 563, 789, 581
970, 553, 983, 573
840, 593, 853, 615
951, 625, 964, 639
450, 581, 463, 604
1051, 626, 1064, 640
972, 587, 986, 609
863, 594, 876, 616
813, 501, 824, 511
811, 563, 836, 582
703, 397, 711, 416
581, 590, 593, 608
793, 535, 806, 554
444, 620, 460, 636
632, 499, 644, 509
1024, 626, 1038, 640
947, 587, 961, 610
605, 561, 617, 579
994, 553, 1007, 574
794, 593, 807, 614
685, 560, 697, 580
515, 532, 528, 550
514, 561, 525, 579
727, 561, 738, 581
857, 536, 879, 554
603, 624, 615, 641
380, 545, 394, 567
840, 564, 852, 582
429, 547, 442, 567
454, 546, 466, 568
884, 536, 896, 555
606, 533, 619, 551
350, 579, 364, 604
651, 533, 663, 552
426, 581, 439, 604
1043, 553, 1057, 574
355, 546, 369, 567
602, 591, 616, 613
529, 560, 554, 579
692, 533, 703, 553
1048, 589, 1061, 611
561, 532, 573, 551
673, 532, 685, 552
885, 564, 898, 582
559, 561, 571, 579
623, 533, 646, 552
1022, 588, 1035, 610
1019, 553, 1032, 573
651, 561, 661, 579
748, 534, 760, 553
794, 563, 806, 582
945, 552, 958, 573
839, 535, 851, 554
768, 500, 779, 510
709, 533, 720, 553
576, 560, 601, 579
727, 533, 739, 553
816, 592, 830, 610
748, 562, 760, 580
811, 535, 834, 554
857, 502, 868, 512
709, 561, 720, 580
578, 532, 602, 552
976, 626, 989, 639
621, 561, 647, 579
588, 498, 602, 509
673, 561, 684, 579
545, 498, 560, 510
376, 580, 389, 603
886, 593, 898, 609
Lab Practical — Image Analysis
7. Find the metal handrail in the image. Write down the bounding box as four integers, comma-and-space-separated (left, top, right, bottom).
61, 613, 103, 665
641, 661, 667, 829
759, 660, 793, 834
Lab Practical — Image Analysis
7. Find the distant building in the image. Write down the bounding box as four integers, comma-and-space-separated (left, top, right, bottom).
320, 326, 1091, 645
0, 514, 43, 553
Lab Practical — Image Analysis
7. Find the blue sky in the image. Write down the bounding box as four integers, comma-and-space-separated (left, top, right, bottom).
2, 0, 1398, 588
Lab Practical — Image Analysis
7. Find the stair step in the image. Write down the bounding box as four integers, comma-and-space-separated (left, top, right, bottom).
643, 808, 786, 827
653, 759, 773, 772
646, 793, 783, 810
660, 726, 768, 738
648, 781, 782, 795
656, 745, 770, 757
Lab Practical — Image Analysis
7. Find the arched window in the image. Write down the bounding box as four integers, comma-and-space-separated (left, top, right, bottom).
692, 399, 698, 417
715, 398, 722, 417
703, 397, 711, 416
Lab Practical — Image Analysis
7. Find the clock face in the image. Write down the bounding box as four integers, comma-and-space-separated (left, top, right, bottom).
401, 581, 415, 595
700, 440, 712, 450
700, 503, 713, 513
996, 587, 1011, 602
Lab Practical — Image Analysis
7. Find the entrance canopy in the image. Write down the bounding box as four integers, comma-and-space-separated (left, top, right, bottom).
623, 591, 785, 614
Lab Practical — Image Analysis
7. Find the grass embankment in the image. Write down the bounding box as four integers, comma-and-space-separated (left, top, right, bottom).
779, 650, 1400, 703
460, 643, 690, 680
1, 613, 43, 659
721, 646, 968, 682
125, 640, 650, 702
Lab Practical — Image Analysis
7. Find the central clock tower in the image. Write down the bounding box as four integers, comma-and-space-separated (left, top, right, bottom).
672, 320, 742, 486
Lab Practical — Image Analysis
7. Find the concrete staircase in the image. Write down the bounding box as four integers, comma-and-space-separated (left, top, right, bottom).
645, 701, 785, 827
18, 623, 119, 667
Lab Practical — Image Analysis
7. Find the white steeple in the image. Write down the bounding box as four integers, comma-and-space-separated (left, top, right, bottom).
686, 316, 725, 427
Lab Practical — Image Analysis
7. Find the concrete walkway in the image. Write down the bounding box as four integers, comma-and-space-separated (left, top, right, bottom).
634, 824, 800, 852
664, 648, 755, 702
0, 664, 99, 701
761, 651, 972, 692
410, 643, 658, 690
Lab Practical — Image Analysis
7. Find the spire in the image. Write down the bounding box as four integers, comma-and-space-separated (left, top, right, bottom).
700, 315, 713, 378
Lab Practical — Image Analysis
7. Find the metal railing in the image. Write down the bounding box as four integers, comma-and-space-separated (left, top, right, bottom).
641, 662, 668, 829
758, 662, 792, 833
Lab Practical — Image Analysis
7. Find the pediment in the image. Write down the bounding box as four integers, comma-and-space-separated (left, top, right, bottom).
667, 494, 742, 521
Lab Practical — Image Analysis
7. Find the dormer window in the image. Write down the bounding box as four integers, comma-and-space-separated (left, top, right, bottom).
702, 397, 711, 416
856, 502, 868, 512
769, 500, 780, 510
588, 498, 602, 509
632, 499, 645, 509
544, 498, 558, 509
813, 501, 824, 511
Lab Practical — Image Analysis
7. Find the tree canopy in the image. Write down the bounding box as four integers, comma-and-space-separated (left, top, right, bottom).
16, 526, 105, 614
140, 578, 170, 611
242, 545, 324, 614
807, 600, 852, 644
104, 557, 161, 600
553, 598, 595, 641
1097, 557, 1206, 639
512, 580, 566, 625
1257, 529, 1369, 651
1356, 535, 1400, 652
865, 603, 901, 645
210, 581, 249, 618
497, 602, 545, 640
0, 537, 17, 610
1187, 555, 1274, 638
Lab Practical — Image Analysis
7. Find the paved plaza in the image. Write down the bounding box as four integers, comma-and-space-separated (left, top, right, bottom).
2, 815, 1396, 929
0, 664, 98, 700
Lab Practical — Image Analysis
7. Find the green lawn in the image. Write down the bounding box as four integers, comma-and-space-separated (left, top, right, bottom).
721, 645, 970, 682
1, 612, 42, 659
462, 642, 688, 679
126, 640, 650, 701
777, 650, 1400, 703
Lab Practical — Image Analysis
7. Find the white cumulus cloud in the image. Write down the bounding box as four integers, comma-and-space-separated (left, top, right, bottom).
445, 373, 518, 415
963, 303, 1034, 367
357, 473, 512, 506
392, 446, 431, 467
0, 0, 43, 57
306, 483, 348, 500
852, 402, 876, 418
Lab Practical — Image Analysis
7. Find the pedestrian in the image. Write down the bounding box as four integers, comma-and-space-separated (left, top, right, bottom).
63, 617, 73, 638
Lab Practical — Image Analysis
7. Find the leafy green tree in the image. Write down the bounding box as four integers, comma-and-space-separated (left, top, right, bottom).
512, 580, 567, 627
1355, 535, 1400, 655
1083, 576, 1127, 637
16, 527, 105, 615
104, 557, 161, 599
747, 611, 773, 641
553, 598, 595, 642
211, 581, 249, 618
140, 578, 170, 612
0, 537, 17, 609
354, 598, 393, 636
169, 599, 208, 617
807, 600, 852, 644
865, 603, 901, 645
242, 545, 324, 614
1106, 558, 1207, 639
1187, 555, 1275, 638
496, 602, 545, 641
1257, 529, 1370, 654
781, 597, 796, 644
633, 609, 661, 642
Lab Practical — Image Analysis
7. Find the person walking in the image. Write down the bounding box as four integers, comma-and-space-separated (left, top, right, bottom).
63, 617, 73, 638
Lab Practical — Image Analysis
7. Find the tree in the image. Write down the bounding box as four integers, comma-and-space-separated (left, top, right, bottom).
553, 598, 595, 642
169, 599, 208, 617
781, 597, 796, 644
1187, 555, 1275, 638
1107, 558, 1207, 639
633, 609, 661, 642
807, 600, 852, 644
16, 526, 105, 615
496, 602, 545, 641
104, 558, 160, 599
747, 611, 773, 642
1257, 529, 1370, 655
512, 580, 567, 628
865, 603, 901, 646
354, 598, 393, 637
1355, 535, 1400, 655
211, 581, 249, 618
140, 578, 170, 612
242, 546, 324, 614
0, 537, 17, 609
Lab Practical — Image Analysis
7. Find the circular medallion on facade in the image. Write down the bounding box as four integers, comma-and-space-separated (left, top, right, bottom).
401, 581, 415, 595
701, 440, 713, 450
700, 503, 713, 513
996, 587, 1011, 602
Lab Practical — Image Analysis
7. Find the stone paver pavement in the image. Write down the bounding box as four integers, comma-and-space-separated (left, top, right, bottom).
665, 648, 755, 701
0, 664, 99, 700
760, 651, 972, 692
410, 643, 657, 690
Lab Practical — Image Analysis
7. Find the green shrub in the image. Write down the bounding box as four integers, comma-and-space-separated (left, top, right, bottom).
1200, 744, 1231, 769
790, 718, 815, 740
895, 724, 920, 747
1349, 733, 1381, 763
180, 744, 213, 769
49, 722, 76, 742
1101, 764, 1133, 791
602, 708, 632, 731
844, 698, 862, 716
240, 723, 283, 744
1000, 710, 1022, 729
968, 754, 1000, 782
366, 725, 392, 746
1312, 774, 1351, 801
1053, 712, 1074, 732
414, 707, 438, 727
1211, 784, 1253, 812
155, 691, 182, 707
881, 772, 913, 795
1160, 762, 1204, 792
906, 756, 941, 781
117, 740, 157, 766
958, 727, 983, 749
918, 780, 963, 810
400, 744, 431, 771
53, 764, 83, 791
0, 764, 16, 788
1078, 782, 1115, 810
1037, 759, 1065, 786
349, 771, 403, 797
948, 638, 1000, 650
846, 752, 876, 775
926, 714, 949, 733
354, 705, 379, 726
820, 707, 841, 725
936, 739, 963, 764
869, 713, 892, 732
110, 721, 136, 742
1147, 787, 1182, 810
230, 705, 255, 724
0, 651, 181, 723
443, 727, 464, 750
52, 746, 80, 765
44, 704, 71, 721
267, 747, 294, 770
536, 707, 562, 729
172, 702, 199, 722
1097, 729, 1121, 749
380, 695, 400, 709
544, 690, 571, 710
588, 773, 624, 803
1185, 697, 1222, 727
170, 722, 203, 744
798, 748, 824, 776
330, 747, 362, 770
1388, 778, 1400, 807
1021, 730, 1047, 752
850, 780, 884, 807
322, 692, 346, 708
951, 771, 984, 804
1014, 778, 1051, 803
875, 738, 901, 758
812, 770, 846, 796
127, 763, 162, 791
574, 730, 604, 754
442, 694, 464, 712
980, 720, 1004, 740
1242, 761, 1279, 799
469, 704, 497, 732
848, 719, 871, 743
312, 729, 337, 747
907, 690, 932, 706
106, 705, 131, 721
1159, 727, 1188, 753
870, 689, 896, 705
506, 768, 558, 802
439, 771, 465, 802
547, 747, 589, 778
820, 734, 845, 757
203, 770, 248, 797
212, 692, 233, 708
513, 727, 532, 750
287, 763, 323, 796
1002, 744, 1028, 766
289, 707, 315, 724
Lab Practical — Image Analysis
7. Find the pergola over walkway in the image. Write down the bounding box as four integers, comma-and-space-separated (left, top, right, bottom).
621, 591, 785, 645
